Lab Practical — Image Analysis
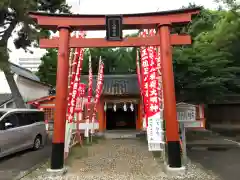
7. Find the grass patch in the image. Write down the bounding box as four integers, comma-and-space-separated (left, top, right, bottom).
66, 135, 105, 165
22, 136, 105, 179
65, 145, 88, 165
152, 151, 162, 158
137, 134, 148, 144
82, 135, 105, 146
152, 151, 165, 164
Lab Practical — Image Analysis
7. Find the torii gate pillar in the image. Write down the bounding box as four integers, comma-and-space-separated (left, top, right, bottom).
50, 27, 70, 170
159, 24, 181, 167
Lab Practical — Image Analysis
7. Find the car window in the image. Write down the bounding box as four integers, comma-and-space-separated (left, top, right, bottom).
34, 112, 44, 122
0, 114, 19, 130
0, 122, 4, 130
18, 113, 35, 126
18, 112, 44, 126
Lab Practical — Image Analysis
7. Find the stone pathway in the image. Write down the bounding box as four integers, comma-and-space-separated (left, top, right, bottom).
22, 138, 222, 180
67, 139, 164, 179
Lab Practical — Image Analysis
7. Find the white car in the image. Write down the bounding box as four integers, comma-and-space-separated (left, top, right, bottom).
0, 109, 47, 158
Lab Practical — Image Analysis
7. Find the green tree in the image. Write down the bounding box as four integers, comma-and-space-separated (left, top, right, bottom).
215, 0, 240, 10
36, 48, 57, 86
0, 0, 70, 108
173, 8, 240, 103
83, 47, 137, 75
38, 46, 137, 85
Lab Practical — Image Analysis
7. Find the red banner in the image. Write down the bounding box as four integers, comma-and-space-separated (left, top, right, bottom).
88, 56, 93, 102
93, 58, 104, 122
66, 32, 85, 123
136, 48, 146, 125
147, 29, 160, 117
149, 29, 164, 110
75, 83, 86, 113
86, 55, 93, 127
139, 30, 150, 126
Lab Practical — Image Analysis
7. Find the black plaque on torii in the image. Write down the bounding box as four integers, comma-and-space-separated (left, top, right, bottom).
106, 15, 123, 41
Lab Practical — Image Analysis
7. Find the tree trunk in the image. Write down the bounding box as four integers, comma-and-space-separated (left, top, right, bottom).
4, 71, 26, 108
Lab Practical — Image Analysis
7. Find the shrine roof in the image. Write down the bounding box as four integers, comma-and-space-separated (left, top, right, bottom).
81, 74, 139, 96
29, 7, 201, 18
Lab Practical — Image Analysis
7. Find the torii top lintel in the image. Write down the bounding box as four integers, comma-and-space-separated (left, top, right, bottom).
29, 7, 201, 31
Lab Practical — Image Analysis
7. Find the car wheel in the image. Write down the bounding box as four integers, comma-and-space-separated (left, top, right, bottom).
33, 135, 42, 150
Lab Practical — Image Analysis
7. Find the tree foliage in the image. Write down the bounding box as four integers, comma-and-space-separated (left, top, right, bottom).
173, 8, 240, 103
38, 47, 137, 86
36, 48, 57, 86
0, 0, 70, 107
0, 0, 70, 59
82, 47, 137, 75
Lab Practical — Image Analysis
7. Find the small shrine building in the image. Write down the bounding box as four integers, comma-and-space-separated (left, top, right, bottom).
27, 74, 142, 132
81, 74, 143, 132
28, 74, 205, 133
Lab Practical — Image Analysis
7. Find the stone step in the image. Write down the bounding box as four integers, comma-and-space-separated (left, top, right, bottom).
103, 130, 143, 139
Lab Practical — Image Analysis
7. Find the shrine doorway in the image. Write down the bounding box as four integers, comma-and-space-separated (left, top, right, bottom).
106, 104, 137, 130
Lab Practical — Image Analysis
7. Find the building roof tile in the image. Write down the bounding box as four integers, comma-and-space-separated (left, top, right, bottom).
81, 74, 140, 95
10, 62, 40, 82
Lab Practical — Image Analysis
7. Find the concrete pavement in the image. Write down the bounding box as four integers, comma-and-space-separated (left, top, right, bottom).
0, 144, 51, 180
188, 148, 240, 180
186, 129, 239, 147
186, 130, 240, 180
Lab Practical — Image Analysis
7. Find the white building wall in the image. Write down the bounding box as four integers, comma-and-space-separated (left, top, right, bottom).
15, 76, 50, 101
0, 71, 49, 101
18, 57, 41, 72
0, 72, 18, 94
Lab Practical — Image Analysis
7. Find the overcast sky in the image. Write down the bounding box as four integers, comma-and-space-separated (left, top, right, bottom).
9, 0, 221, 63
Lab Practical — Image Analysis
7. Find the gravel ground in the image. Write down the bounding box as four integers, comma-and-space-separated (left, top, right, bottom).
22, 139, 221, 180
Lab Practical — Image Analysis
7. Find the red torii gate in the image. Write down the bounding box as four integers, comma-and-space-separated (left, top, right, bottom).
29, 7, 200, 171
